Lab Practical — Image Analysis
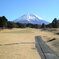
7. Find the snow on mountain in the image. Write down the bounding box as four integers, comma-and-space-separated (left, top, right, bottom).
14, 14, 49, 25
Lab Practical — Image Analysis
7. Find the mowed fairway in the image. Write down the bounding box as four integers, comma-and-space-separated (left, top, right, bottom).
0, 28, 41, 59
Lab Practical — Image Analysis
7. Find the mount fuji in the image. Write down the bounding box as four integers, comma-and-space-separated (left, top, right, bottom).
14, 14, 49, 25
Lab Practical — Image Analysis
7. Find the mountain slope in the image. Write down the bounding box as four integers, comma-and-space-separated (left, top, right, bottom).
14, 14, 49, 25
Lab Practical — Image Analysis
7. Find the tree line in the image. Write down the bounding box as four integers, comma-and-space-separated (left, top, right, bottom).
40, 18, 59, 28
0, 16, 59, 29
46, 18, 59, 28
0, 16, 41, 29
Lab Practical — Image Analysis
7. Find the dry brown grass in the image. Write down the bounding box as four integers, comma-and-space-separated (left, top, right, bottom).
41, 28, 59, 56
0, 28, 59, 59
0, 28, 41, 59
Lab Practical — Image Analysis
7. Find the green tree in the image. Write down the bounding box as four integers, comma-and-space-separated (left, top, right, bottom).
52, 18, 59, 28
41, 23, 46, 28
0, 16, 8, 28
16, 23, 26, 28
7, 21, 17, 28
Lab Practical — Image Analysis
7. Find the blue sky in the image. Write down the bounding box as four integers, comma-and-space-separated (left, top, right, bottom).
0, 0, 59, 22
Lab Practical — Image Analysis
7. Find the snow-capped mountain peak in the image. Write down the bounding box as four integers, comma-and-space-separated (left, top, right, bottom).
25, 14, 36, 21
14, 13, 49, 25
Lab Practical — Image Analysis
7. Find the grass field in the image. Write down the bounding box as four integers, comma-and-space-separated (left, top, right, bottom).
0, 28, 59, 59
0, 28, 41, 59
1, 29, 32, 33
